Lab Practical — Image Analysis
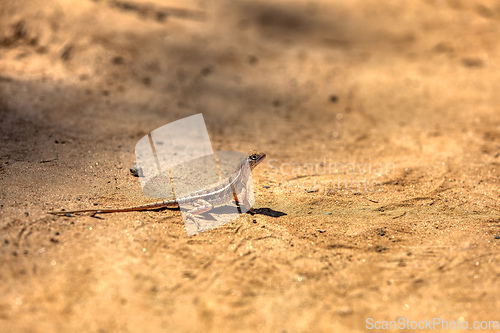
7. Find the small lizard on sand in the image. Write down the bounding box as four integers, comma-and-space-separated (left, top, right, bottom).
48, 150, 266, 228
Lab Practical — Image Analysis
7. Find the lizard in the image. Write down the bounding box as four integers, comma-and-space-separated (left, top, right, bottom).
48, 150, 266, 228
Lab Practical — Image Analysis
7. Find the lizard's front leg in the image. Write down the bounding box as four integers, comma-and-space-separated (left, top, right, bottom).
238, 188, 254, 214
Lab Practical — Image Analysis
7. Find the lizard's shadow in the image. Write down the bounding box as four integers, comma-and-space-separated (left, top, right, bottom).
253, 207, 287, 217
181, 206, 286, 221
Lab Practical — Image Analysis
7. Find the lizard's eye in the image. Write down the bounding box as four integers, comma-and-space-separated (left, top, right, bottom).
250, 154, 258, 160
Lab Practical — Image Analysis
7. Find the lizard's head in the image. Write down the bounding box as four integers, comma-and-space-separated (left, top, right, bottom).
246, 150, 266, 170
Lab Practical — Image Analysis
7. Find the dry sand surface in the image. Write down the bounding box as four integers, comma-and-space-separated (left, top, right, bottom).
1, 0, 500, 332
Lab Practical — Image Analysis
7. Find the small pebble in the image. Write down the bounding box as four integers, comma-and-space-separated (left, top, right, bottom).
111, 56, 124, 65
494, 235, 500, 239
263, 185, 270, 189
247, 55, 258, 65
200, 65, 214, 76
130, 163, 143, 177
65, 213, 72, 217
324, 212, 332, 215
329, 95, 339, 103
374, 245, 387, 253
461, 57, 483, 68
337, 305, 353, 316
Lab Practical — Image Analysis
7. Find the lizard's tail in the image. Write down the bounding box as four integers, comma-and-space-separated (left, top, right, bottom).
48, 200, 179, 216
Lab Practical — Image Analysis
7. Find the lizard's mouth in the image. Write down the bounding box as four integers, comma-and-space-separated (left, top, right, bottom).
256, 153, 266, 164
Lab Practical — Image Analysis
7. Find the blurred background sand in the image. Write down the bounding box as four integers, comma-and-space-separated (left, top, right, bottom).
1, 0, 499, 332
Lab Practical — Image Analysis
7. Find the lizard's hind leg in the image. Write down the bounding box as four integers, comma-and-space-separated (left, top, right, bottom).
183, 199, 214, 231
189, 199, 214, 215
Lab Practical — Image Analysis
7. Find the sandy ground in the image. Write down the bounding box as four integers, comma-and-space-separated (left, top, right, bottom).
1, 0, 500, 332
